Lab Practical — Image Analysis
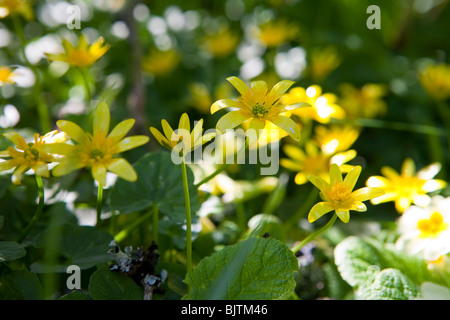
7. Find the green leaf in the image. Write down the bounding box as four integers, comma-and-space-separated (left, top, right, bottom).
30, 224, 114, 273
334, 236, 432, 289
109, 152, 200, 222
183, 237, 298, 300
360, 268, 420, 300
0, 241, 26, 262
0, 270, 44, 299
419, 282, 450, 300
89, 267, 143, 300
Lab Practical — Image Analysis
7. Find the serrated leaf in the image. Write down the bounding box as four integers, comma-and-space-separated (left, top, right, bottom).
0, 270, 43, 299
359, 268, 420, 300
89, 268, 143, 300
183, 237, 298, 300
30, 224, 114, 273
109, 152, 200, 222
0, 241, 26, 262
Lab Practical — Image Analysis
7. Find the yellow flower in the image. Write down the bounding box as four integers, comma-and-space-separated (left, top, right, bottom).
254, 19, 299, 48
313, 124, 360, 155
45, 34, 110, 68
42, 102, 149, 186
150, 112, 215, 157
0, 66, 16, 85
337, 83, 387, 119
0, 130, 68, 184
203, 27, 240, 58
281, 141, 356, 185
0, 0, 33, 20
211, 76, 306, 143
308, 163, 384, 223
366, 158, 447, 213
419, 62, 450, 100
307, 45, 341, 82
282, 85, 345, 123
142, 48, 180, 77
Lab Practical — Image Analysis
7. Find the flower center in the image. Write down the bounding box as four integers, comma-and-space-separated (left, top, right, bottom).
90, 148, 104, 161
252, 104, 268, 118
417, 212, 448, 238
327, 181, 353, 208
24, 144, 39, 161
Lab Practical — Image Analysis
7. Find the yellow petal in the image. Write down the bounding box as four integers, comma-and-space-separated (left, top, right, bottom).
92, 164, 107, 186
269, 115, 300, 142
422, 179, 447, 192
216, 110, 248, 133
52, 157, 85, 177
57, 120, 87, 144
283, 144, 305, 161
343, 165, 361, 190
336, 210, 350, 223
353, 202, 367, 212
308, 175, 330, 193
211, 99, 242, 114
266, 80, 295, 106
395, 197, 411, 213
191, 118, 204, 146
417, 163, 441, 180
280, 158, 302, 171
308, 202, 333, 223
294, 172, 308, 185
178, 113, 190, 133
107, 158, 137, 182
150, 127, 172, 150
247, 117, 266, 144
108, 119, 135, 145
380, 166, 399, 179
331, 150, 357, 166
41, 143, 76, 155
34, 162, 50, 178
329, 163, 343, 184
93, 102, 110, 138
161, 119, 174, 140
250, 80, 268, 97
226, 76, 249, 97
117, 136, 149, 153
0, 160, 15, 172
2, 132, 27, 149
12, 164, 28, 185
401, 158, 415, 177
351, 187, 385, 202
366, 176, 389, 188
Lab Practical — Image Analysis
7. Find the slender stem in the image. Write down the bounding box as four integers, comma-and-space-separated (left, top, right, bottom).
194, 162, 231, 188
152, 205, 158, 243
291, 213, 337, 253
181, 159, 192, 273
236, 201, 246, 231
96, 184, 103, 227
18, 175, 45, 243
114, 210, 154, 243
284, 188, 319, 231
79, 67, 92, 103
330, 118, 448, 137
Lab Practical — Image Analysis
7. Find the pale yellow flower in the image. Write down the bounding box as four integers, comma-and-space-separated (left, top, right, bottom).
0, 130, 68, 184
338, 83, 387, 119
142, 48, 180, 77
313, 124, 360, 155
254, 19, 299, 48
419, 62, 450, 100
42, 103, 149, 186
45, 34, 110, 68
308, 164, 384, 223
203, 26, 240, 58
281, 141, 356, 185
0, 0, 33, 20
366, 158, 447, 213
307, 45, 341, 82
282, 85, 345, 123
211, 76, 307, 144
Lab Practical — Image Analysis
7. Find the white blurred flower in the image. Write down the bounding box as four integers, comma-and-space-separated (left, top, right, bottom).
396, 196, 450, 261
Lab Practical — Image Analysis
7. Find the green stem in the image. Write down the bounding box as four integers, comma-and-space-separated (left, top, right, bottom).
79, 67, 92, 103
330, 118, 448, 137
18, 175, 45, 243
181, 159, 192, 273
194, 162, 231, 188
291, 213, 337, 253
114, 210, 154, 243
96, 184, 103, 227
